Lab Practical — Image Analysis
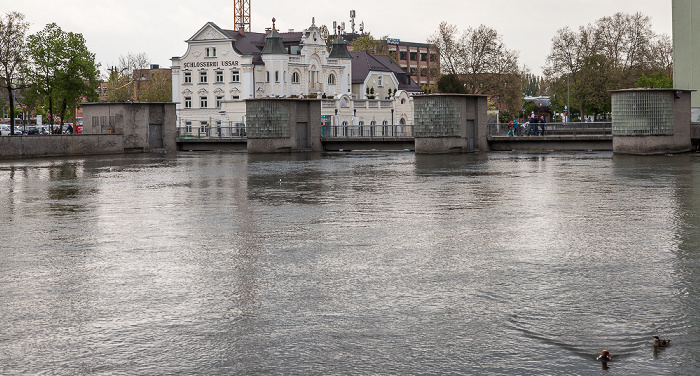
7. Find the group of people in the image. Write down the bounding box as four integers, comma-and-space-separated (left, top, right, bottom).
40, 124, 73, 135
507, 112, 547, 137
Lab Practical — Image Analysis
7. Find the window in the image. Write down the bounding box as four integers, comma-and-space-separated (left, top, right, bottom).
410, 51, 417, 61
216, 96, 223, 108
200, 121, 207, 134
231, 70, 240, 82
184, 72, 192, 84
206, 47, 216, 57
328, 73, 336, 85
185, 121, 192, 133
200, 96, 208, 108
231, 95, 240, 100
184, 97, 192, 108
199, 71, 207, 83
292, 72, 300, 84
275, 71, 279, 82
266, 71, 270, 83
420, 53, 427, 62
399, 51, 407, 60
378, 75, 383, 87
216, 71, 224, 83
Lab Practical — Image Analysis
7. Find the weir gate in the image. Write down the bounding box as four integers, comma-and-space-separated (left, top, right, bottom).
176, 122, 615, 152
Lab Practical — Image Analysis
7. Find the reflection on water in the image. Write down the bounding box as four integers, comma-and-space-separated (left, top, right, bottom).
1, 151, 700, 374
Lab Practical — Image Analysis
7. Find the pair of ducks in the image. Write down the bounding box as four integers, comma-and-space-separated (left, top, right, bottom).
597, 336, 671, 361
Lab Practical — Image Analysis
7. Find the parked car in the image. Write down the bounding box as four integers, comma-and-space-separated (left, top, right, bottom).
0, 125, 23, 135
19, 125, 40, 135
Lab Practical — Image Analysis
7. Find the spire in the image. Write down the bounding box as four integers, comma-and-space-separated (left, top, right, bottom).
262, 17, 287, 54
328, 34, 351, 59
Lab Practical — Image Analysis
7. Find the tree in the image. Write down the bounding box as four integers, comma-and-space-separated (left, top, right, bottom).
139, 70, 172, 102
27, 23, 100, 127
0, 11, 30, 134
429, 23, 522, 110
635, 71, 673, 88
544, 12, 672, 119
350, 32, 389, 55
54, 31, 100, 124
436, 73, 466, 94
104, 52, 150, 101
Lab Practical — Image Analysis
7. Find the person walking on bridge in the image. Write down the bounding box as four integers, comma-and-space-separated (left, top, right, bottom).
539, 115, 546, 136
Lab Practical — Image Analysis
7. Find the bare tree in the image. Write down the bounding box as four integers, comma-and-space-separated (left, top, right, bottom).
0, 11, 30, 133
429, 23, 522, 110
104, 52, 150, 101
544, 12, 672, 119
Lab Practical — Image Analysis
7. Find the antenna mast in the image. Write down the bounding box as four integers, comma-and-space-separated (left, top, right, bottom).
234, 0, 251, 32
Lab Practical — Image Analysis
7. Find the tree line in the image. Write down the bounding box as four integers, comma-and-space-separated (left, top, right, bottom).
429, 11, 673, 122
0, 11, 169, 134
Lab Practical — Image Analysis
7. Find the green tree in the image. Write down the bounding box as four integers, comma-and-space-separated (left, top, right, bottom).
350, 32, 389, 55
139, 70, 172, 102
0, 11, 30, 134
635, 71, 673, 88
436, 74, 466, 93
544, 12, 672, 119
27, 23, 100, 127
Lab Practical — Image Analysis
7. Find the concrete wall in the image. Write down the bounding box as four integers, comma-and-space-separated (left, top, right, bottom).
82, 102, 177, 152
246, 99, 322, 153
413, 94, 488, 154
673, 0, 700, 121
612, 90, 693, 155
0, 134, 123, 159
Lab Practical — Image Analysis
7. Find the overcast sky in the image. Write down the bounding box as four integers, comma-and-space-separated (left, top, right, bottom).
7, 0, 672, 77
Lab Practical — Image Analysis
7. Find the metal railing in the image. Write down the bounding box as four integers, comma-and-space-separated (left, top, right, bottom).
177, 123, 247, 139
322, 124, 414, 138
488, 122, 612, 136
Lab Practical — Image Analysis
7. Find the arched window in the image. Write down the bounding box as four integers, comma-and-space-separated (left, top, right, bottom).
399, 118, 406, 125
292, 72, 300, 84
328, 73, 336, 85
275, 71, 279, 82
266, 71, 270, 83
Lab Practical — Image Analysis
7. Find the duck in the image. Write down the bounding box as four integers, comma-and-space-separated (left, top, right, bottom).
653, 336, 671, 347
597, 350, 612, 361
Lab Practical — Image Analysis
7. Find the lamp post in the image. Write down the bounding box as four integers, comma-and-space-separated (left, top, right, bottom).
567, 72, 570, 123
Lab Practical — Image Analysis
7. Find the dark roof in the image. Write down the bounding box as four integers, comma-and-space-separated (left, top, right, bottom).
350, 52, 422, 92
220, 28, 304, 64
262, 28, 287, 54
328, 35, 351, 59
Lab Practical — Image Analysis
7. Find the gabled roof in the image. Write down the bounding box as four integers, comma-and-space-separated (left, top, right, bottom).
350, 52, 423, 92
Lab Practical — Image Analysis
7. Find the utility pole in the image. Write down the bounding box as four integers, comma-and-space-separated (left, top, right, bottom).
234, 0, 251, 32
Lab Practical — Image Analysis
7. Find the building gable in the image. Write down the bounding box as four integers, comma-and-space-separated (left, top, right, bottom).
189, 23, 231, 42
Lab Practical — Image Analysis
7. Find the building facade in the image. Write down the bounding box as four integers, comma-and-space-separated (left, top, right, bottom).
172, 18, 424, 134
171, 18, 352, 129
387, 39, 439, 87
673, 0, 700, 122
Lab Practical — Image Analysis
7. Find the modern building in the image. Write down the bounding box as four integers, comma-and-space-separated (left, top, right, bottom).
673, 0, 700, 123
387, 39, 439, 88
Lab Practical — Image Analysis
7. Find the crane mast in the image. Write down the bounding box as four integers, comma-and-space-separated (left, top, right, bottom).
233, 0, 251, 32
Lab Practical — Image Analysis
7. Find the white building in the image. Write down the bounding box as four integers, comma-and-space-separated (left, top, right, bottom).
171, 18, 422, 135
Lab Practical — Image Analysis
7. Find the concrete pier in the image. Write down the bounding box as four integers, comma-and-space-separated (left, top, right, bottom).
413, 94, 488, 154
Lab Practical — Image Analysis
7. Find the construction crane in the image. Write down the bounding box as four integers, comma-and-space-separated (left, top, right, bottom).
234, 0, 251, 32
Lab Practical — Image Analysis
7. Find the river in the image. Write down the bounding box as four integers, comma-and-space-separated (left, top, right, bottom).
1, 151, 699, 375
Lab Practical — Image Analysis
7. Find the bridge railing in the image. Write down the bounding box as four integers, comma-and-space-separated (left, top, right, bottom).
488, 122, 612, 136
177, 123, 247, 139
322, 124, 414, 138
